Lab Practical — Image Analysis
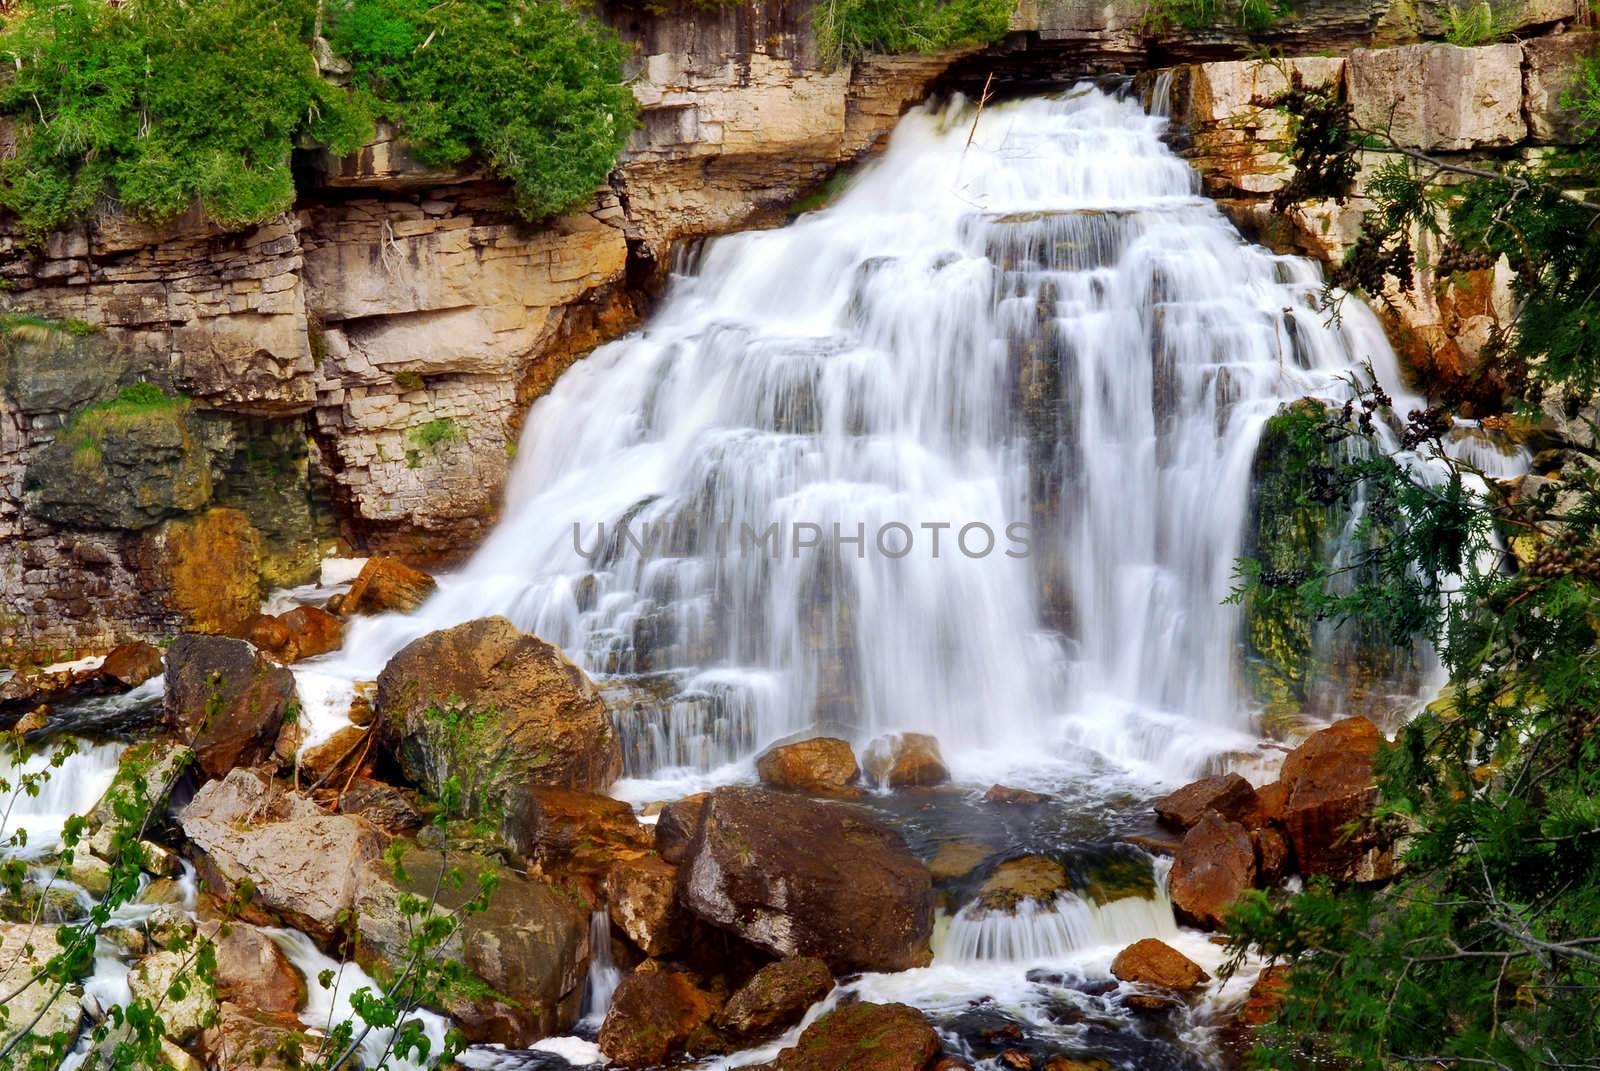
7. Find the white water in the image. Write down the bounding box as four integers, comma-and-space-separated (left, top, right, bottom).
579, 910, 622, 1027
298, 85, 1419, 787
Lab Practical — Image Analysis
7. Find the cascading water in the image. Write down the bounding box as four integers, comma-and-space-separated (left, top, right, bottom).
302, 84, 1418, 789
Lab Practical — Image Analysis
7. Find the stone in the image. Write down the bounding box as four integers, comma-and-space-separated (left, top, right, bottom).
153, 508, 265, 636
0, 925, 83, 1052
179, 767, 385, 943
607, 855, 685, 957
1236, 964, 1291, 1026
718, 957, 834, 1042
203, 920, 305, 1013
1523, 32, 1598, 144
862, 732, 950, 788
1253, 824, 1292, 885
767, 1001, 943, 1071
376, 618, 624, 838
201, 1003, 315, 1071
335, 776, 423, 833
63, 855, 112, 897
756, 737, 862, 796
1345, 43, 1526, 151
975, 856, 1071, 911
238, 605, 342, 664
514, 786, 654, 882
101, 641, 165, 687
129, 950, 219, 1043
1110, 938, 1210, 992
983, 784, 1051, 805
598, 966, 719, 1068
1154, 773, 1259, 831
654, 792, 708, 865
1276, 716, 1383, 878
163, 635, 298, 779
928, 841, 994, 880
678, 787, 933, 974
339, 556, 436, 616
86, 739, 194, 832
353, 849, 589, 1045
285, 723, 369, 784
1168, 811, 1256, 930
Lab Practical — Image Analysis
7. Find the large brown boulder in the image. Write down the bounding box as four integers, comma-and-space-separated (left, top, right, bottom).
512, 786, 653, 881
1110, 938, 1210, 990
1167, 811, 1256, 930
598, 966, 719, 1068
163, 635, 298, 779
678, 787, 933, 974
607, 855, 684, 957
718, 957, 833, 1043
238, 605, 342, 664
1237, 965, 1291, 1026
862, 732, 949, 788
339, 556, 436, 616
179, 767, 385, 943
353, 849, 589, 1046
1276, 716, 1382, 878
655, 793, 708, 864
201, 1003, 315, 1071
756, 737, 861, 797
376, 617, 623, 835
768, 1001, 942, 1071
975, 856, 1071, 911
1154, 774, 1259, 831
101, 641, 165, 688
204, 919, 305, 1013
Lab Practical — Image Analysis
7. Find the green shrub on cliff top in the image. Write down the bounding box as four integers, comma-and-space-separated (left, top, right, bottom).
328, 0, 637, 220
814, 0, 1015, 67
0, 0, 373, 242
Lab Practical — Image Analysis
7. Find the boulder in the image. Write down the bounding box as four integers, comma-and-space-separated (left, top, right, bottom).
376, 618, 623, 836
203, 920, 305, 1013
717, 957, 833, 1043
975, 856, 1071, 911
101, 641, 165, 688
339, 556, 436, 616
179, 767, 385, 943
598, 966, 719, 1068
353, 849, 589, 1045
1153, 773, 1259, 831
768, 1001, 942, 1071
756, 737, 861, 797
238, 606, 343, 664
678, 787, 933, 974
607, 856, 685, 957
1110, 938, 1210, 991
1253, 825, 1292, 885
655, 792, 708, 864
1167, 811, 1256, 930
163, 635, 298, 779
512, 786, 653, 881
1524, 33, 1599, 145
983, 784, 1051, 805
201, 1003, 315, 1071
862, 732, 950, 788
1276, 716, 1382, 878
128, 950, 219, 1043
0, 925, 82, 1052
928, 841, 995, 880
276, 723, 368, 784
1345, 43, 1526, 152
1236, 964, 1291, 1026
335, 776, 423, 833
86, 739, 194, 834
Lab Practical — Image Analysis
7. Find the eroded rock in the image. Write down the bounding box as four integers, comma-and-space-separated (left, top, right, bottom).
339, 556, 436, 616
238, 605, 342, 664
1154, 773, 1259, 831
1110, 938, 1210, 992
1276, 716, 1382, 879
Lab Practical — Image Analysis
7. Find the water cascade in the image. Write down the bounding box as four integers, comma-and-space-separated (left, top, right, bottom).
303, 85, 1417, 788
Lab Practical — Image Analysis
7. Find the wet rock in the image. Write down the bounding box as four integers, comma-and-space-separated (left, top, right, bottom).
101, 641, 165, 687
679, 787, 933, 974
1122, 831, 1182, 857
1276, 716, 1382, 879
1153, 773, 1259, 831
607, 855, 684, 957
655, 792, 708, 864
1043, 1058, 1112, 1071
1110, 938, 1210, 994
62, 855, 112, 896
1168, 811, 1256, 930
1252, 825, 1292, 885
1236, 964, 1291, 1026
129, 949, 219, 1043
767, 1001, 942, 1071
354, 849, 589, 1045
277, 722, 368, 785
163, 635, 298, 779
999, 1052, 1032, 1070
598, 965, 719, 1068
514, 786, 654, 882
929, 841, 995, 880
976, 856, 1070, 911
983, 784, 1051, 805
238, 605, 342, 664
339, 556, 436, 616
756, 737, 862, 797
86, 738, 194, 833
201, 1003, 315, 1071
179, 767, 385, 943
862, 732, 950, 788
718, 957, 833, 1043
203, 920, 305, 1013
335, 776, 423, 833
376, 617, 624, 837
1, 882, 85, 922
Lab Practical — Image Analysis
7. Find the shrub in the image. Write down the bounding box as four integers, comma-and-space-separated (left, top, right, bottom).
328, 0, 638, 220
813, 0, 1015, 68
0, 0, 373, 243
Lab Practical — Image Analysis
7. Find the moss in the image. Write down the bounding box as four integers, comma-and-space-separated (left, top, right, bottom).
404, 416, 464, 468
64, 382, 190, 472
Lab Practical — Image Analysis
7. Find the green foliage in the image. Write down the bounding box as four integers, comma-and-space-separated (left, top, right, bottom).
813, 0, 1015, 68
0, 0, 373, 244
0, 314, 99, 339
1440, 0, 1518, 46
328, 0, 637, 220
63, 383, 189, 470
1138, 0, 1290, 34
405, 416, 464, 468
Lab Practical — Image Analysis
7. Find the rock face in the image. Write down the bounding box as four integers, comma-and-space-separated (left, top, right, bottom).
767, 1001, 943, 1071
1167, 811, 1257, 930
1345, 43, 1525, 151
1276, 716, 1383, 878
598, 967, 719, 1068
756, 737, 862, 796
376, 617, 623, 828
129, 950, 219, 1043
202, 1004, 314, 1071
607, 856, 684, 957
718, 957, 834, 1042
862, 732, 950, 788
179, 767, 385, 942
678, 787, 934, 974
1524, 33, 1599, 144
354, 850, 590, 1045
163, 635, 298, 778
1110, 938, 1210, 991
511, 786, 654, 881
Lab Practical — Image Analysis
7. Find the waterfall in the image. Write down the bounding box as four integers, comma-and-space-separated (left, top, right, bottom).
580, 910, 622, 1026
938, 892, 1181, 964
305, 85, 1421, 785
